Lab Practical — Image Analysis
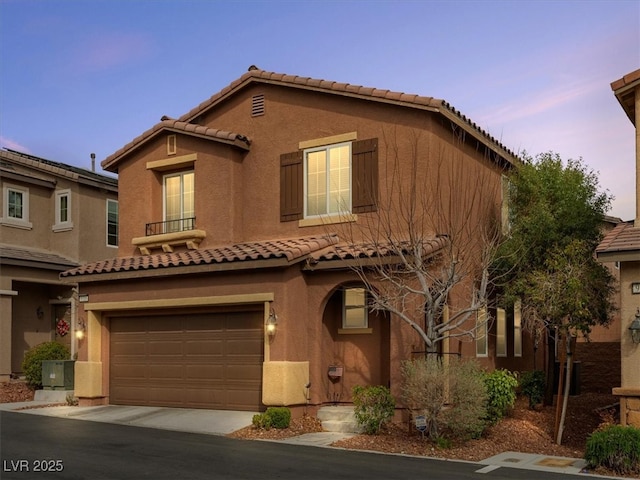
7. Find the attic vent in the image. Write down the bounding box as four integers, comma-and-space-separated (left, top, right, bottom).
252, 94, 265, 117
167, 134, 177, 155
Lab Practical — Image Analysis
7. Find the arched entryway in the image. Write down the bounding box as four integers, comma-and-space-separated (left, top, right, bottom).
320, 284, 390, 404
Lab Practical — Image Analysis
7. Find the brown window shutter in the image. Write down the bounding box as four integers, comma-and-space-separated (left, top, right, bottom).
280, 150, 303, 221
352, 138, 378, 213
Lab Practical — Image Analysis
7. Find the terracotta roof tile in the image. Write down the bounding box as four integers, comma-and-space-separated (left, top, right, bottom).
103, 67, 519, 172
102, 119, 251, 171
60, 234, 339, 279
596, 222, 640, 254
306, 236, 449, 267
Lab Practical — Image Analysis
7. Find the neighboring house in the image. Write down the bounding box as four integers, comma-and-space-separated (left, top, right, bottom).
596, 68, 640, 427
0, 149, 118, 381
572, 215, 623, 394
63, 67, 529, 413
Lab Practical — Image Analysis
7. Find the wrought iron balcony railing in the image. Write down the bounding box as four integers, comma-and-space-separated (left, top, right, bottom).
145, 217, 196, 236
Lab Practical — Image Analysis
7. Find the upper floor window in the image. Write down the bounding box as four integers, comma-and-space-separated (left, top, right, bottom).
1, 184, 32, 229
107, 199, 118, 247
164, 171, 194, 233
53, 189, 73, 232
343, 287, 368, 329
280, 137, 378, 223
305, 143, 351, 217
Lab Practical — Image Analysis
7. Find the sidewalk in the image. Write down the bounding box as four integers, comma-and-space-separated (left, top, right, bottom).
0, 400, 615, 478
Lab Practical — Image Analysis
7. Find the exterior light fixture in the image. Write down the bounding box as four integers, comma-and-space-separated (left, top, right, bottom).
630, 309, 640, 345
267, 310, 278, 336
75, 319, 86, 340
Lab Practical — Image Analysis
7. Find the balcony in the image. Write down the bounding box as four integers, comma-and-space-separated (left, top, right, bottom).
132, 217, 206, 255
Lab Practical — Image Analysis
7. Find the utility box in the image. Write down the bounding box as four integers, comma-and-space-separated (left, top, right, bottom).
42, 360, 75, 390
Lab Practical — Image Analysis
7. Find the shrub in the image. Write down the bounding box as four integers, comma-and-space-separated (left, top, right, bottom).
401, 356, 447, 439
252, 413, 272, 430
483, 369, 518, 424
401, 357, 488, 441
21, 342, 70, 388
520, 370, 546, 408
252, 407, 292, 430
352, 385, 395, 434
441, 359, 488, 440
585, 424, 640, 474
265, 407, 291, 429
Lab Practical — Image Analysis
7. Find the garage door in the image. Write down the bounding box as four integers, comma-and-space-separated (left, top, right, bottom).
109, 311, 263, 411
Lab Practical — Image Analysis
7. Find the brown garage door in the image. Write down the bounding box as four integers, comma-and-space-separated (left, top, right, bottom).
109, 311, 263, 411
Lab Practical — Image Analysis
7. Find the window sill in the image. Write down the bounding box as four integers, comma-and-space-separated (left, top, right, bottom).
0, 218, 33, 230
52, 223, 74, 232
299, 213, 357, 228
132, 229, 206, 255
338, 328, 372, 335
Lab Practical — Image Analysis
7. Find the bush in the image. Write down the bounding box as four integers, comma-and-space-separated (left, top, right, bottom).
401, 356, 447, 439
352, 385, 395, 434
483, 369, 518, 424
401, 357, 488, 441
520, 370, 546, 408
585, 424, 640, 474
21, 342, 70, 388
441, 359, 488, 440
252, 407, 291, 430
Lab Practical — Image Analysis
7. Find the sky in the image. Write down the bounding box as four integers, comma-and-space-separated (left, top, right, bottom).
1, 0, 638, 220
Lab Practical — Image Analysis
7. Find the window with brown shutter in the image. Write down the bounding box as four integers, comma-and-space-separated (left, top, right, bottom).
279, 137, 378, 222
352, 138, 378, 213
280, 150, 303, 221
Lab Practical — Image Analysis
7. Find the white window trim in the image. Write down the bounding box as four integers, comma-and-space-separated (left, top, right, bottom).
53, 189, 74, 232
1, 184, 32, 229
476, 307, 488, 357
496, 308, 507, 357
106, 199, 118, 247
163, 170, 194, 232
303, 141, 352, 219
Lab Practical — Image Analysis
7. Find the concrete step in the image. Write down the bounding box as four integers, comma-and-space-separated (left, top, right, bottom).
34, 389, 74, 403
317, 406, 363, 433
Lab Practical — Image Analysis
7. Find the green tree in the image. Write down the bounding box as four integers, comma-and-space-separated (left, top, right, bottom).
494, 152, 615, 442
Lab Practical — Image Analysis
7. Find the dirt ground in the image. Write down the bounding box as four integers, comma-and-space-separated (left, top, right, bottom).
2, 382, 635, 477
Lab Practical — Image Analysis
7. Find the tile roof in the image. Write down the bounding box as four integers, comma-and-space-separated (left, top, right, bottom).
102, 119, 251, 169
596, 221, 640, 255
102, 67, 519, 172
611, 68, 640, 126
1, 148, 117, 189
181, 67, 516, 160
305, 236, 450, 269
60, 234, 339, 279
0, 244, 78, 270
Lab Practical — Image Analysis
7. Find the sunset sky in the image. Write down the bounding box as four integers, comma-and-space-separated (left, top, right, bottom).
1, 0, 638, 219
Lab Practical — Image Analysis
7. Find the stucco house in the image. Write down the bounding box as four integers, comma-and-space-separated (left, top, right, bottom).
0, 148, 118, 381
596, 68, 640, 427
63, 67, 533, 413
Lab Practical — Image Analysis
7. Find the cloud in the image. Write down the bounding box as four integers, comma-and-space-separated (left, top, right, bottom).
73, 32, 154, 72
0, 136, 31, 153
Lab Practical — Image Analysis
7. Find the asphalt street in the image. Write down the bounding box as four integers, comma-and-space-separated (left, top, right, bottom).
1, 412, 598, 480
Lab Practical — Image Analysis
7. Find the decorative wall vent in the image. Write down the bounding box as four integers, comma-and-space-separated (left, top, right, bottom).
252, 94, 265, 117
167, 134, 177, 155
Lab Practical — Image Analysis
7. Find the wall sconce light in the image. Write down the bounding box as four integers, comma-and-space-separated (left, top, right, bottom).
267, 310, 278, 336
76, 319, 86, 340
36, 306, 44, 319
629, 309, 640, 345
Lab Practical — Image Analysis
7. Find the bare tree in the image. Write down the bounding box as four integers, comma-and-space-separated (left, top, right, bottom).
338, 128, 507, 355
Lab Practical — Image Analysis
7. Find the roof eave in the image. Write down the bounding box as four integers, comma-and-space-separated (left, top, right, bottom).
61, 255, 308, 283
